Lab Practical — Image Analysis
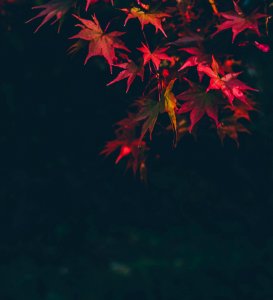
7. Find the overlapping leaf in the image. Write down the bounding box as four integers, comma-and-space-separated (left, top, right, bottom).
135, 97, 164, 142
198, 56, 257, 105
177, 83, 219, 132
107, 60, 144, 92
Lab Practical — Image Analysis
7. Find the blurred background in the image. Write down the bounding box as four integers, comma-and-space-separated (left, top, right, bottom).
1, 1, 273, 299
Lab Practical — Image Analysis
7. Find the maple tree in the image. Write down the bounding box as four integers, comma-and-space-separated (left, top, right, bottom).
26, 0, 272, 179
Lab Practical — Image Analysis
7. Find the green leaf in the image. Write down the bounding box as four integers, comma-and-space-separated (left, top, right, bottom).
135, 97, 164, 143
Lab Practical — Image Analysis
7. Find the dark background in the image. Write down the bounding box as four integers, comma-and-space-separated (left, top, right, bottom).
1, 2, 273, 300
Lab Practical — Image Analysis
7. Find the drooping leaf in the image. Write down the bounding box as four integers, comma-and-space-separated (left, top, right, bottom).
107, 60, 144, 93
101, 115, 147, 174
26, 0, 74, 32
134, 97, 164, 142
163, 79, 178, 143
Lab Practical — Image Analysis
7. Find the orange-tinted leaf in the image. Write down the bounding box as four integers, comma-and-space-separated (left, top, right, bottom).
122, 7, 170, 37
163, 79, 178, 143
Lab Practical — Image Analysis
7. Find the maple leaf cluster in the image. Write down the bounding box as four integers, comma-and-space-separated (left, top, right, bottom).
27, 0, 272, 179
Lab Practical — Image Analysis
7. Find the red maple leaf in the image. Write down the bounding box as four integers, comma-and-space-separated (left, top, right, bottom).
211, 1, 266, 43
121, 7, 170, 37
70, 14, 129, 72
198, 56, 257, 105
137, 43, 173, 70
177, 82, 219, 132
178, 47, 212, 81
179, 47, 207, 70
107, 60, 144, 93
26, 0, 73, 32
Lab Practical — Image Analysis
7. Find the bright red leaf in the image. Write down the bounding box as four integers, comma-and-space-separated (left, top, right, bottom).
178, 47, 212, 81
198, 56, 257, 105
137, 43, 173, 70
